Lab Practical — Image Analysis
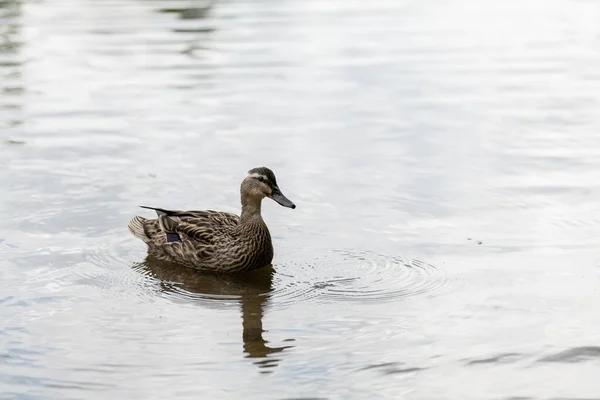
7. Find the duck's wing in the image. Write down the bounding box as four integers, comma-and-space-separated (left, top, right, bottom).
137, 206, 242, 264
139, 206, 240, 243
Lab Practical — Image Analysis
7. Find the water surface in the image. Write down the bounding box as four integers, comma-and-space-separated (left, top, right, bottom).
2, 0, 600, 399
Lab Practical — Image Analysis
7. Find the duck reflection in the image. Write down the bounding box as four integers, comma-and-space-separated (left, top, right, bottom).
133, 257, 294, 373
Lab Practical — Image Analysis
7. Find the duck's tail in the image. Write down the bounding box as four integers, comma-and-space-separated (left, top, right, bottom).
128, 216, 151, 243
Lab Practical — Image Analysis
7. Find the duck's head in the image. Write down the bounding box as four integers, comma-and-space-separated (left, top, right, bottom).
241, 167, 296, 209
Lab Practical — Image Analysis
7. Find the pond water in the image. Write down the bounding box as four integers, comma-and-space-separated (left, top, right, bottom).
2, 0, 600, 399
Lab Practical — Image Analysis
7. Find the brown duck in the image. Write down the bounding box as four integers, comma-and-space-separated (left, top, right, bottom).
128, 167, 296, 273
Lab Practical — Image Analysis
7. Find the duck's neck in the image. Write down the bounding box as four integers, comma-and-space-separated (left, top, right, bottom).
240, 196, 264, 224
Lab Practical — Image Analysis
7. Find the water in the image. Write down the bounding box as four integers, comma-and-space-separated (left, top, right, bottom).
2, 0, 600, 398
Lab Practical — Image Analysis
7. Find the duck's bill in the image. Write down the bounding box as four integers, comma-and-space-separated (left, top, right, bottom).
271, 188, 296, 209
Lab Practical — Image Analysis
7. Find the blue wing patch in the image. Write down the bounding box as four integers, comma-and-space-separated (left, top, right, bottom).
166, 232, 182, 243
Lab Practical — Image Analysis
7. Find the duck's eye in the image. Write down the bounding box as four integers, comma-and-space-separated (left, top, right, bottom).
257, 176, 266, 182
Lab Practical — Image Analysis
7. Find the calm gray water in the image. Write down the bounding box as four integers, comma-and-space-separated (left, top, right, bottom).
2, 0, 600, 398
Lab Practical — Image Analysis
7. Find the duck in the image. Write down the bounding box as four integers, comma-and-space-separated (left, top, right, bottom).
128, 167, 296, 273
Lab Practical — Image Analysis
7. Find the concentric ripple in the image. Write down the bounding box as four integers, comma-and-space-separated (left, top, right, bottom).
80, 239, 169, 304
269, 249, 464, 307
101, 247, 463, 309
81, 238, 275, 308
130, 255, 275, 308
